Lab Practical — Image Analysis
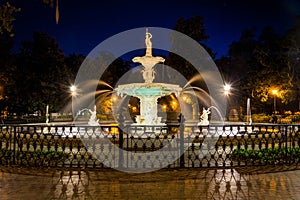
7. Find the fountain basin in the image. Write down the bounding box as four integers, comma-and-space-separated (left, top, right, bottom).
115, 83, 182, 126
116, 83, 182, 97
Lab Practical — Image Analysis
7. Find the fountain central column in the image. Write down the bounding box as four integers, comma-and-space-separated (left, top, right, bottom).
138, 96, 160, 125
132, 29, 165, 84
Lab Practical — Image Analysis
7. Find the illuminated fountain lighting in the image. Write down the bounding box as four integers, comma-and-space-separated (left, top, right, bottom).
115, 29, 182, 126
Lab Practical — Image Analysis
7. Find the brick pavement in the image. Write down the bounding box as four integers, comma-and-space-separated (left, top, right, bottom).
1, 165, 300, 199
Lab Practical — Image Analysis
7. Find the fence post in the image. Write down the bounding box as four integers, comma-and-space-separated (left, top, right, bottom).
13, 126, 17, 165
285, 125, 289, 165
179, 114, 185, 168
118, 114, 124, 169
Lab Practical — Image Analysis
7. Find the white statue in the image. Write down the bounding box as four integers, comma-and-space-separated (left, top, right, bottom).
88, 106, 99, 126
145, 29, 152, 56
198, 107, 210, 126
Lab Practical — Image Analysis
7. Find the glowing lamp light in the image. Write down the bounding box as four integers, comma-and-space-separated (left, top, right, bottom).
272, 89, 278, 95
271, 89, 278, 114
224, 84, 231, 95
70, 85, 77, 96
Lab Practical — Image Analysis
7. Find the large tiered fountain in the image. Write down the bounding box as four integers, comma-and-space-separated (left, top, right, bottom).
115, 29, 182, 125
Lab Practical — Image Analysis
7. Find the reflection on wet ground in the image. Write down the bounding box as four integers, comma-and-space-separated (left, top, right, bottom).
1, 165, 300, 199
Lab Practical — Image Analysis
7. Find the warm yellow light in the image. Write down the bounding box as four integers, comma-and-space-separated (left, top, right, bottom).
272, 89, 278, 95
163, 105, 167, 109
172, 101, 177, 105
132, 106, 137, 111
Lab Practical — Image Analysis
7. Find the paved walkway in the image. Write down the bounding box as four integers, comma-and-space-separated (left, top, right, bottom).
1, 165, 300, 200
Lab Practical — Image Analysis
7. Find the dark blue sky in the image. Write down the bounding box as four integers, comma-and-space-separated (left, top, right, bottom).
10, 0, 300, 58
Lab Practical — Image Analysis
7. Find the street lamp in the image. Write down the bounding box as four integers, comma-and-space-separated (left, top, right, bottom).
70, 85, 77, 96
224, 84, 231, 96
272, 89, 278, 114
223, 84, 231, 120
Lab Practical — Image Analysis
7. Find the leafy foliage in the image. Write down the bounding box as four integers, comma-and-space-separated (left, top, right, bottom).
232, 147, 300, 165
0, 148, 69, 166
0, 2, 20, 37
166, 16, 214, 81
0, 32, 86, 115
217, 25, 300, 114
8, 32, 68, 114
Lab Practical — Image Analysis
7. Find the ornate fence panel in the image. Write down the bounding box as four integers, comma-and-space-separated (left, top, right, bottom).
0, 124, 300, 169
121, 125, 181, 170
183, 125, 300, 167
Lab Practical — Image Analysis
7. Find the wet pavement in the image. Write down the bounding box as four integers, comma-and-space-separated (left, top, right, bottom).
1, 165, 300, 199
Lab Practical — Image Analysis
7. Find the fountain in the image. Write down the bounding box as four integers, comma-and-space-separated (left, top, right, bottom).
68, 27, 230, 172
115, 29, 182, 126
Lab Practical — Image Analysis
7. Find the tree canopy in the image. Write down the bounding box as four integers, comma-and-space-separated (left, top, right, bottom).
1, 1, 300, 117
217, 24, 300, 113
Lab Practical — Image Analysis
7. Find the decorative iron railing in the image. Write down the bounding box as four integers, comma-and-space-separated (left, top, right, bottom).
0, 123, 299, 169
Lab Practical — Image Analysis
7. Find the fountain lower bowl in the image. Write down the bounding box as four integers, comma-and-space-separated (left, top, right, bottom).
116, 83, 182, 97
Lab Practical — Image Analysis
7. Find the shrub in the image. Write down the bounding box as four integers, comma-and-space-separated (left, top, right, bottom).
0, 148, 69, 166
232, 147, 300, 165
251, 114, 271, 123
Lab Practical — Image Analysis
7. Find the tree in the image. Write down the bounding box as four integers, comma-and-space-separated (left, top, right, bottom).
65, 53, 85, 81
253, 28, 294, 99
278, 21, 300, 111
0, 2, 20, 37
220, 25, 300, 114
10, 32, 69, 115
216, 28, 259, 113
100, 57, 131, 88
166, 16, 213, 90
0, 2, 20, 115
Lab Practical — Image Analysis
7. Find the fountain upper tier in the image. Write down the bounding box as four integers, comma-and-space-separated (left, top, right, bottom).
131, 29, 166, 84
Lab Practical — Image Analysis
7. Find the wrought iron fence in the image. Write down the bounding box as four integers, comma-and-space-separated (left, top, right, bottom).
0, 123, 300, 169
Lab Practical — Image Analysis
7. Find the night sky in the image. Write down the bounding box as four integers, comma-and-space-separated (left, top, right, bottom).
9, 0, 300, 58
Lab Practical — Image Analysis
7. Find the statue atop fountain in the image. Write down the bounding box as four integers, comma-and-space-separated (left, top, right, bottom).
145, 30, 152, 56
132, 29, 165, 84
